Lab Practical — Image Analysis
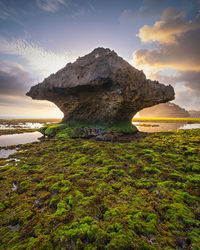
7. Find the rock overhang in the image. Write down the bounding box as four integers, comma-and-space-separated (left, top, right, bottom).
27, 47, 175, 124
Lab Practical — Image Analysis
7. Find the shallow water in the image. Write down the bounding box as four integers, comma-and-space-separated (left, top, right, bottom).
0, 149, 17, 158
132, 122, 200, 133
179, 123, 200, 129
0, 122, 46, 130
0, 132, 42, 147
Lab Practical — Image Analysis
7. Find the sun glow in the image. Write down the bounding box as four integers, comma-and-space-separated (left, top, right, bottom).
129, 53, 160, 79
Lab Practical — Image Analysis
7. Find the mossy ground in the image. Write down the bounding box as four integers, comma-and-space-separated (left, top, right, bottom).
0, 128, 200, 249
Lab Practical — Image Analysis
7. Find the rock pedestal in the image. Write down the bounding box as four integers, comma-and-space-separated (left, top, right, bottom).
27, 47, 174, 135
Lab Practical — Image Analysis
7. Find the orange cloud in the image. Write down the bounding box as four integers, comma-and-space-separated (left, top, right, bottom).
138, 7, 200, 44
134, 7, 200, 71
134, 7, 200, 109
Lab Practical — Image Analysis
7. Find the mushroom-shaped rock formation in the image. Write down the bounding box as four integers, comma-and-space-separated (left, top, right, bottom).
27, 48, 174, 133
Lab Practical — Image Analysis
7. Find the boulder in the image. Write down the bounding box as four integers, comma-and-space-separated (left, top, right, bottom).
27, 47, 174, 127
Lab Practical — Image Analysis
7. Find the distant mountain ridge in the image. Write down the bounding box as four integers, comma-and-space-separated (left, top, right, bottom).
189, 110, 200, 118
139, 102, 190, 118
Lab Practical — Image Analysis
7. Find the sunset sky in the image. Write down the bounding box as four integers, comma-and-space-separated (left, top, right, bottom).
0, 0, 200, 118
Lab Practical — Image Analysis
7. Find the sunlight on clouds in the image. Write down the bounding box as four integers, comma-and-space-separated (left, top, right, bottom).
134, 7, 200, 72
0, 37, 72, 78
134, 48, 200, 71
138, 7, 200, 44
129, 54, 161, 78
132, 4, 200, 110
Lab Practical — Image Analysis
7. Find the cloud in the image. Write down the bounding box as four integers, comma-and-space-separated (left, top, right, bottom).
147, 70, 199, 94
0, 0, 19, 20
138, 7, 200, 44
174, 89, 200, 110
36, 0, 69, 12
0, 37, 70, 77
147, 70, 200, 109
120, 0, 168, 20
0, 61, 34, 96
0, 62, 63, 118
148, 71, 178, 87
134, 5, 200, 110
134, 8, 200, 71
177, 71, 200, 94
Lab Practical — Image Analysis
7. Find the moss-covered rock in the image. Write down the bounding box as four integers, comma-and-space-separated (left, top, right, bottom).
39, 121, 138, 141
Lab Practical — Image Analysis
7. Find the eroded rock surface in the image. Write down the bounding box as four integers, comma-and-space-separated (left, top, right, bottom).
27, 48, 175, 124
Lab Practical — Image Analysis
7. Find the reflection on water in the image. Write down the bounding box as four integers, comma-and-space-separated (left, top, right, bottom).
0, 132, 42, 147
0, 122, 46, 130
0, 149, 17, 158
132, 122, 200, 133
179, 123, 200, 129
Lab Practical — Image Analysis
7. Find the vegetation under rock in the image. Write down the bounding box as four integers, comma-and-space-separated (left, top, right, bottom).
39, 121, 138, 140
0, 128, 200, 249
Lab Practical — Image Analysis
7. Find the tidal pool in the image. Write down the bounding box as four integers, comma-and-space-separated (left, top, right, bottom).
132, 122, 200, 133
0, 131, 42, 147
0, 149, 17, 158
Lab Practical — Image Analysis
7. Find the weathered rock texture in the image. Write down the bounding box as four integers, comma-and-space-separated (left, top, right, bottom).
139, 102, 189, 118
27, 48, 175, 124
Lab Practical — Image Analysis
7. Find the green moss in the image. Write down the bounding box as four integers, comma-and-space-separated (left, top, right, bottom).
39, 120, 137, 138
0, 202, 5, 212
39, 123, 68, 137
54, 202, 68, 216
107, 121, 137, 133
0, 128, 200, 249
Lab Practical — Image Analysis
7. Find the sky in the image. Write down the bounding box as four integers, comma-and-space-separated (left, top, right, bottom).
0, 0, 200, 118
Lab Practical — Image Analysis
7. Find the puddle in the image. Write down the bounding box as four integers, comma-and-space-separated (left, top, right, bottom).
132, 122, 200, 133
10, 224, 20, 231
0, 149, 17, 158
0, 163, 9, 167
12, 158, 20, 162
0, 132, 42, 147
12, 183, 17, 191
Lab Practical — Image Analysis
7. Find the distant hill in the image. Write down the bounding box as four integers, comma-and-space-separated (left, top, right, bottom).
189, 110, 200, 118
139, 102, 190, 118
